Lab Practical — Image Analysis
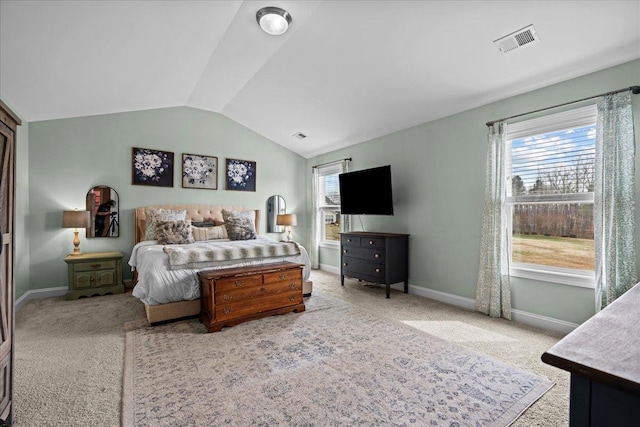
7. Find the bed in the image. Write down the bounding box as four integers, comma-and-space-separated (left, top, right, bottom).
129, 204, 312, 324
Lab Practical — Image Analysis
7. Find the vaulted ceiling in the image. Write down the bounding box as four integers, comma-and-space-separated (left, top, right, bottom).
1, 1, 639, 158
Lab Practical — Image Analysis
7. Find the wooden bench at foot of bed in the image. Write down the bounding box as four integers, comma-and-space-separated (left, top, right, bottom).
143, 280, 313, 325
198, 262, 306, 332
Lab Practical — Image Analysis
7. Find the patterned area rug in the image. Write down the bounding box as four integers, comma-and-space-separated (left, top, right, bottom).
122, 293, 553, 426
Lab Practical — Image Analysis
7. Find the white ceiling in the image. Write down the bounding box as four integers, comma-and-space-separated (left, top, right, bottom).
1, 1, 639, 158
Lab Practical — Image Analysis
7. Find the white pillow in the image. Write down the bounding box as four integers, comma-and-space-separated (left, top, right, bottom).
144, 208, 187, 240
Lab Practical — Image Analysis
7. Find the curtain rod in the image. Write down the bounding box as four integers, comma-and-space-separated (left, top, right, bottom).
486, 85, 640, 127
311, 157, 352, 169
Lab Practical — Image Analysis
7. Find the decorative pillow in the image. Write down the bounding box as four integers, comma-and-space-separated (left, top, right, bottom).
144, 208, 187, 240
221, 209, 257, 241
191, 217, 221, 227
192, 225, 228, 241
155, 220, 194, 245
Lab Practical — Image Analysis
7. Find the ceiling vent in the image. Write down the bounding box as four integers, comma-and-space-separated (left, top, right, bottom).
493, 24, 540, 54
293, 132, 307, 140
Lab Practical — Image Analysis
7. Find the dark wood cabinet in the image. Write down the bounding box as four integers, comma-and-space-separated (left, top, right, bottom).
340, 231, 409, 298
198, 262, 305, 332
542, 282, 640, 426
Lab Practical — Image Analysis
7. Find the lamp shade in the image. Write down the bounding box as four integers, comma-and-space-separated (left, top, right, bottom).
62, 210, 90, 229
276, 213, 297, 227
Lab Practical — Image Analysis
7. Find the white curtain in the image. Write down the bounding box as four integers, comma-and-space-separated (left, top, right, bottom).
476, 122, 512, 319
594, 92, 638, 311
310, 167, 320, 269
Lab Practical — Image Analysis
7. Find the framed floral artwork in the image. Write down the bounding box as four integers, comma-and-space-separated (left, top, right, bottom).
225, 158, 256, 192
132, 147, 174, 187
182, 153, 218, 190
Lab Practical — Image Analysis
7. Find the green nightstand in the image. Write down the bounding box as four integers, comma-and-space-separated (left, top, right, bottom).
65, 251, 124, 300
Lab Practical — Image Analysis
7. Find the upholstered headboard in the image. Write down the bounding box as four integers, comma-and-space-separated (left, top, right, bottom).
133, 204, 260, 245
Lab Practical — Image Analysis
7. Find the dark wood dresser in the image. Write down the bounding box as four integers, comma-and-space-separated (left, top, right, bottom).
198, 262, 305, 332
542, 282, 640, 426
340, 231, 409, 298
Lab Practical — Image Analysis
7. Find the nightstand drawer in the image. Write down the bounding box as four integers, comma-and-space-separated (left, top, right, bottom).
73, 260, 117, 272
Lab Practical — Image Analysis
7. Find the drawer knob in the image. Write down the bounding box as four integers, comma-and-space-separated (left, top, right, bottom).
223, 307, 232, 314
223, 294, 233, 301
347, 239, 352, 243
368, 240, 374, 245
343, 262, 348, 266
90, 264, 101, 269
343, 249, 348, 254
288, 295, 296, 301
234, 280, 244, 287
260, 287, 266, 292
374, 253, 380, 259
375, 268, 381, 273
288, 283, 296, 289
279, 274, 287, 280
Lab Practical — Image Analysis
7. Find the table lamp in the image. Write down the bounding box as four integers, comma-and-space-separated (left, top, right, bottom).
276, 213, 297, 242
62, 209, 91, 255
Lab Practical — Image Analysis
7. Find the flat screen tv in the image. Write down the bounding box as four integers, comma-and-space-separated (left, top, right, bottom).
339, 165, 394, 215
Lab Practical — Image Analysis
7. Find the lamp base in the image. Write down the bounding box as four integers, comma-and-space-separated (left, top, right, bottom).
71, 230, 83, 256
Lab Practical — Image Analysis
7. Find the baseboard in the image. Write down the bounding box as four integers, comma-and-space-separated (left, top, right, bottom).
321, 267, 577, 334
510, 309, 579, 335
15, 286, 67, 312
319, 264, 340, 275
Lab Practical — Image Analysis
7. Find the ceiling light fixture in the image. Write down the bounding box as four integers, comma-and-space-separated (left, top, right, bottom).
256, 6, 292, 36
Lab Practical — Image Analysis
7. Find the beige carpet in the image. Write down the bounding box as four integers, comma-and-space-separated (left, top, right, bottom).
14, 270, 569, 426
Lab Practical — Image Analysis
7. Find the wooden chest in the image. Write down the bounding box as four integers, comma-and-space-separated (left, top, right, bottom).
198, 262, 305, 332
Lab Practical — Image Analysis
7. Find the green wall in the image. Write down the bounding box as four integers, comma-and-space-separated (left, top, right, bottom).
15, 113, 29, 300
308, 59, 640, 325
25, 107, 308, 294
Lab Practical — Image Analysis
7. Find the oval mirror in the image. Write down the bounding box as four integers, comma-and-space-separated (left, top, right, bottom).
86, 186, 119, 238
266, 195, 286, 233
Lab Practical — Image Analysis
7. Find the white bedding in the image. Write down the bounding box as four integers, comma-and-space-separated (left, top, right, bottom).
129, 235, 311, 306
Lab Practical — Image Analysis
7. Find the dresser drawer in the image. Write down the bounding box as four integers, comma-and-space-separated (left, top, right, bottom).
215, 280, 301, 303
214, 292, 302, 321
359, 237, 385, 249
342, 256, 385, 279
263, 268, 302, 284
214, 275, 263, 292
341, 246, 385, 262
341, 235, 361, 246
73, 260, 117, 272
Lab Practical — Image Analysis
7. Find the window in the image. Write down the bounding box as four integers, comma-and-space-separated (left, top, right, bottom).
506, 105, 597, 287
315, 163, 342, 245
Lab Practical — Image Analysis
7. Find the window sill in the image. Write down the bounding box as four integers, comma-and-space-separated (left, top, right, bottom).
510, 263, 595, 289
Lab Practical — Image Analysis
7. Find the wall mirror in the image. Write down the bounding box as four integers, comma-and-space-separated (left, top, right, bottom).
86, 186, 119, 238
266, 195, 286, 233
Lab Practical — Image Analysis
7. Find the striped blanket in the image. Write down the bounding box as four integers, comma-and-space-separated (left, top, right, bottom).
162, 239, 301, 270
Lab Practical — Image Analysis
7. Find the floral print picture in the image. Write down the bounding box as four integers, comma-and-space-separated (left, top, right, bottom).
225, 158, 256, 192
132, 147, 174, 187
182, 153, 218, 190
